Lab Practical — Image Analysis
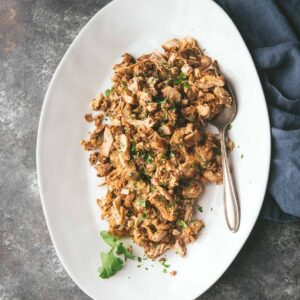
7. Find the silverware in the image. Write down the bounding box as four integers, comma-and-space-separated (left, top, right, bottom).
209, 74, 240, 232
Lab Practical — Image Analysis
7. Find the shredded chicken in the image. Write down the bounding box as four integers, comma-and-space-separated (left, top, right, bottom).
81, 37, 232, 259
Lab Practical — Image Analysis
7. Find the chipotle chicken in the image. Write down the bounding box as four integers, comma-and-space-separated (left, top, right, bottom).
81, 37, 232, 259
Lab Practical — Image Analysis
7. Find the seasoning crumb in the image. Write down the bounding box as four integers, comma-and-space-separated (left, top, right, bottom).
145, 267, 148, 271
170, 271, 177, 276
159, 257, 166, 263
241, 154, 244, 159
84, 114, 93, 122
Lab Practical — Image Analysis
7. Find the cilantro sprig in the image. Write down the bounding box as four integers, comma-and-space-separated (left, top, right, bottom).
98, 231, 135, 279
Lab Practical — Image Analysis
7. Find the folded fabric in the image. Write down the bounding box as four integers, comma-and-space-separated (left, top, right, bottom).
214, 0, 300, 221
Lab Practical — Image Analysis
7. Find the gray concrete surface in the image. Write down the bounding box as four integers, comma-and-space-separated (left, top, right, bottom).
0, 0, 299, 299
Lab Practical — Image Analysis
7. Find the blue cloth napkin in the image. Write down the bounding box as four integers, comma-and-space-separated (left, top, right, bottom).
214, 0, 300, 221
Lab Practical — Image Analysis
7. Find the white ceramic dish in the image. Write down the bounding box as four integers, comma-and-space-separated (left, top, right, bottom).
37, 0, 271, 299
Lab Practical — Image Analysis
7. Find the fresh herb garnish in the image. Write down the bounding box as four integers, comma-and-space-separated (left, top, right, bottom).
145, 152, 154, 164
130, 141, 136, 156
227, 124, 232, 130
155, 98, 167, 104
137, 257, 142, 263
241, 154, 244, 159
97, 252, 123, 279
182, 82, 190, 88
116, 243, 135, 260
163, 268, 167, 273
138, 199, 147, 207
176, 219, 188, 229
141, 212, 148, 220
200, 160, 207, 168
197, 206, 203, 213
173, 72, 188, 85
97, 231, 135, 279
105, 88, 112, 97
161, 261, 170, 268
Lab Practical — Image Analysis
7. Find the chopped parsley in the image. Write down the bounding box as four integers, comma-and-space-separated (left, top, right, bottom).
105, 88, 112, 97
130, 141, 136, 156
163, 268, 167, 273
138, 199, 147, 207
141, 212, 148, 220
173, 72, 187, 85
176, 219, 188, 229
227, 123, 232, 130
241, 154, 244, 159
145, 152, 154, 164
182, 82, 190, 88
97, 231, 135, 279
161, 261, 170, 268
197, 206, 203, 213
155, 98, 167, 104
137, 257, 142, 262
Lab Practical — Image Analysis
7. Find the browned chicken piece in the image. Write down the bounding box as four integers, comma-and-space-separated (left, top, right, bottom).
100, 127, 114, 157
182, 182, 204, 199
148, 195, 177, 222
162, 86, 182, 102
95, 162, 113, 177
182, 220, 204, 243
162, 38, 181, 52
150, 132, 168, 151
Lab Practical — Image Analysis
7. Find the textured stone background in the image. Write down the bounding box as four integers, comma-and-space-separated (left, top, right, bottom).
0, 0, 299, 299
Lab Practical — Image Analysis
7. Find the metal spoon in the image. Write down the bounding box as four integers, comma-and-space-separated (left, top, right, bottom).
209, 75, 240, 232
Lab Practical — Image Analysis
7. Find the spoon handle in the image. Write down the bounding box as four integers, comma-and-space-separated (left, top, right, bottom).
220, 130, 240, 232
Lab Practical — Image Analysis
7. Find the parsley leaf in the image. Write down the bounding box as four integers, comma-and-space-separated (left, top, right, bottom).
227, 124, 232, 130
116, 243, 135, 260
98, 231, 135, 279
98, 251, 123, 279
176, 219, 188, 229
100, 231, 118, 247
